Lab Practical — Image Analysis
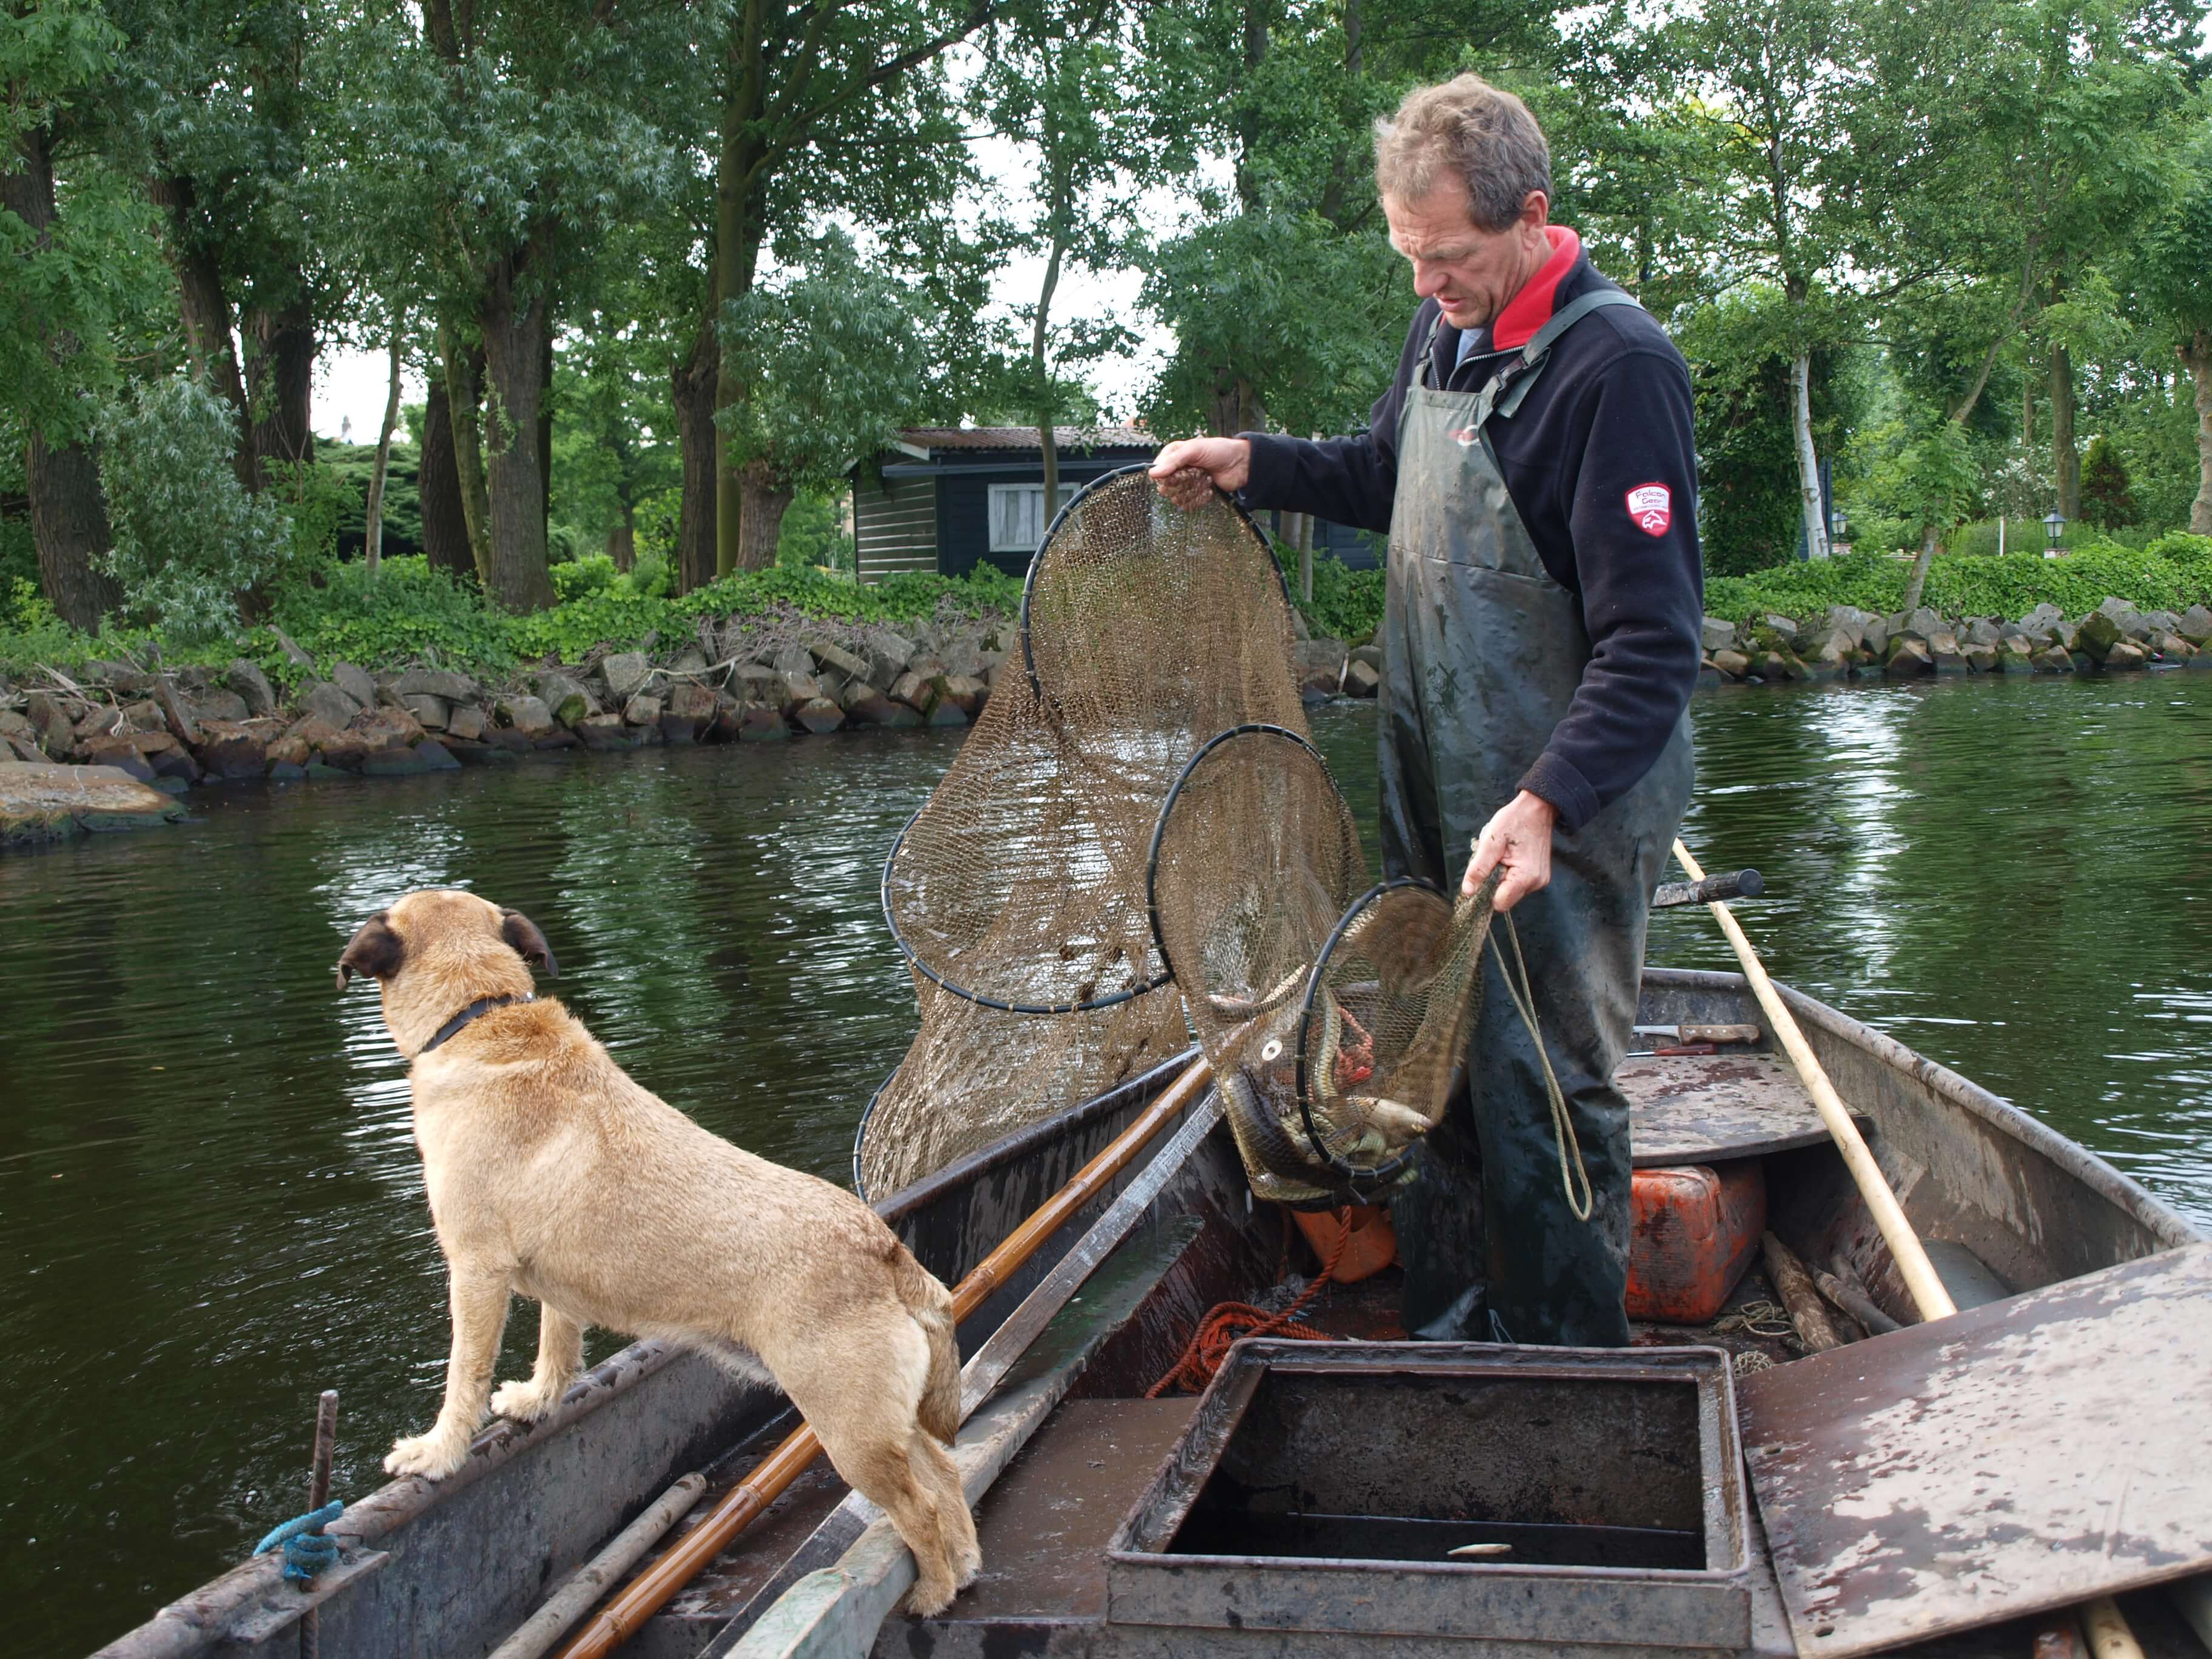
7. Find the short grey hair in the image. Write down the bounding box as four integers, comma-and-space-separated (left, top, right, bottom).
1373, 74, 1552, 233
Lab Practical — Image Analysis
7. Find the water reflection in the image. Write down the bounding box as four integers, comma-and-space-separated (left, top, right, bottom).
3, 679, 2210, 1655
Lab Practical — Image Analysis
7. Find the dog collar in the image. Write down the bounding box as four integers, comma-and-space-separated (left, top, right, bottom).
420, 992, 535, 1055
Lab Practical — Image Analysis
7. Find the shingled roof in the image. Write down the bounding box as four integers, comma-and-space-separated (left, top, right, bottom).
896, 425, 1153, 452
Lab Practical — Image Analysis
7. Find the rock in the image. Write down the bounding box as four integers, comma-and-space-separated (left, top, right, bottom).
603, 651, 654, 703
401, 693, 451, 730
412, 739, 461, 771
2094, 595, 2154, 642
1997, 636, 2035, 672
395, 668, 479, 703
2179, 605, 2212, 646
732, 665, 787, 708
267, 759, 308, 782
1345, 658, 1382, 697
531, 672, 595, 726
269, 628, 316, 669
1926, 631, 1968, 673
623, 692, 663, 726
193, 720, 268, 780
265, 729, 312, 768
1902, 606, 1944, 642
76, 736, 157, 782
533, 728, 580, 751
0, 760, 184, 843
497, 694, 556, 736
360, 746, 433, 777
655, 713, 698, 745
2022, 602, 2066, 632
1760, 612, 1801, 648
2033, 645, 2076, 674
2153, 632, 2196, 661
1810, 631, 1854, 675
354, 706, 427, 753
2105, 639, 2148, 670
1700, 616, 1739, 654
1860, 615, 1889, 658
85, 659, 156, 694
1712, 649, 1751, 680
445, 704, 488, 742
794, 697, 846, 734
2076, 608, 2123, 660
1885, 637, 1933, 676
574, 713, 640, 751
924, 696, 968, 727
668, 646, 709, 675
737, 702, 791, 741
934, 674, 988, 717
2142, 608, 2183, 636
1294, 638, 1346, 694
864, 627, 917, 676
663, 682, 719, 735
806, 637, 870, 684
298, 680, 364, 728
23, 691, 73, 755
771, 643, 816, 677
136, 731, 198, 782
844, 690, 920, 728
1962, 617, 2001, 648
780, 669, 823, 705
1350, 643, 1385, 672
1963, 643, 1999, 673
1823, 606, 1872, 650
481, 726, 534, 754
227, 659, 278, 717
330, 662, 378, 708
890, 669, 934, 711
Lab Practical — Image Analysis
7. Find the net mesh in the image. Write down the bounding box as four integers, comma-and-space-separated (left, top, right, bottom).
862, 471, 1308, 1198
1294, 873, 1503, 1188
1146, 726, 1370, 1205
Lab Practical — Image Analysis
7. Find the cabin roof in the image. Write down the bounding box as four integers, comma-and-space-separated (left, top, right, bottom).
895, 424, 1153, 454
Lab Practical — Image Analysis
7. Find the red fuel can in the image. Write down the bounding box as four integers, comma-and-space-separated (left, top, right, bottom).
1626, 1161, 1767, 1324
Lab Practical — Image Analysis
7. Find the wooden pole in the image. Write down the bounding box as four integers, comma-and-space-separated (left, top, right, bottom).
301, 1390, 338, 1659
550, 1054, 1215, 1659
491, 1473, 706, 1659
1673, 840, 1957, 1322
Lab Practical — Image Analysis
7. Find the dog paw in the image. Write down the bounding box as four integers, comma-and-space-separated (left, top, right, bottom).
490, 1379, 561, 1423
384, 1430, 468, 1481
901, 1577, 958, 1619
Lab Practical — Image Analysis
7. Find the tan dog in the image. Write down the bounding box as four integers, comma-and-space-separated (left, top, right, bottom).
336, 888, 980, 1613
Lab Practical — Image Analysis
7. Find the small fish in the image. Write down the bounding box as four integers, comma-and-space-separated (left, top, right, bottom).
1346, 1095, 1432, 1145
1449, 1541, 1513, 1559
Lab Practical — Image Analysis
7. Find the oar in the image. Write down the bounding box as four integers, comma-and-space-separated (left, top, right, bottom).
548, 1053, 1215, 1659
1671, 839, 1956, 1321
1672, 842, 2152, 1659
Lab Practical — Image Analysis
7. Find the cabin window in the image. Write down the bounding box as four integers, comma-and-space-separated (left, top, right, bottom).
988, 483, 1072, 553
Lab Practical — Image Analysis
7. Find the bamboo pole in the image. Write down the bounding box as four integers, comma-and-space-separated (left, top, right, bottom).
2080, 1597, 2147, 1659
549, 1054, 1215, 1659
1672, 840, 1956, 1322
491, 1473, 706, 1659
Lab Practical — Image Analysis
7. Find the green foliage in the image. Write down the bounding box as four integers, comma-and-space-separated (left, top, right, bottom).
776, 489, 856, 574
1274, 546, 1384, 644
95, 375, 302, 643
2080, 435, 2140, 528
264, 556, 516, 684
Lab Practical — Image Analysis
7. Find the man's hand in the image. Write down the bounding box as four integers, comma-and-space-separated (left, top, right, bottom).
1149, 437, 1252, 510
1464, 790, 1557, 913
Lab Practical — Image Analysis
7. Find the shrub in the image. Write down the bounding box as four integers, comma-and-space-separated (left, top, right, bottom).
262, 556, 516, 686
1275, 546, 1384, 643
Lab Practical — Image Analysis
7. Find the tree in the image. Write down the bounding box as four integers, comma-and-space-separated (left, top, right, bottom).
2142, 129, 2212, 534
715, 229, 936, 569
2080, 434, 2140, 528
553, 317, 679, 571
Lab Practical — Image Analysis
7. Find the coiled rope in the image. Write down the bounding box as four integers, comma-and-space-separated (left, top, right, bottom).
1145, 1207, 1351, 1396
253, 1499, 344, 1583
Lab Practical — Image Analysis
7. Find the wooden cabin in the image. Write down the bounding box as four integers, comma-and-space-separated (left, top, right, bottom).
851, 427, 1380, 583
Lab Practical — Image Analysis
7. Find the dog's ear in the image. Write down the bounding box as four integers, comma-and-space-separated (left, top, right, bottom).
500, 908, 558, 978
336, 912, 406, 989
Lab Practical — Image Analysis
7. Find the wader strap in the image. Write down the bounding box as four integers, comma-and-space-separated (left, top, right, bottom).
1480, 288, 1649, 425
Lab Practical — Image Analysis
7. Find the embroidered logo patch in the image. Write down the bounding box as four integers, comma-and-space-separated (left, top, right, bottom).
1449, 426, 1480, 449
1626, 483, 1672, 537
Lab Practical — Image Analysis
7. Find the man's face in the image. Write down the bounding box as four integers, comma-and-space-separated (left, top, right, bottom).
1383, 176, 1550, 332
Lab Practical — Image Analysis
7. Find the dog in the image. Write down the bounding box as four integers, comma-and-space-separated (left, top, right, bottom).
335, 888, 981, 1614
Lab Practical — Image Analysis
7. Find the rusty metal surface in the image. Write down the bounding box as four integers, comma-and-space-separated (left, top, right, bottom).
1622, 1050, 1871, 1167
1105, 1341, 1752, 1650
1741, 1242, 2212, 1659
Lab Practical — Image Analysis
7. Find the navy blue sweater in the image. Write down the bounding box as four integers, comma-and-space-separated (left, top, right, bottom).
1241, 231, 1703, 833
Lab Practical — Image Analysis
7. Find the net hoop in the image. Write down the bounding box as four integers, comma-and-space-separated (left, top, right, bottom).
879, 800, 1173, 1015
1292, 876, 1450, 1187
1142, 721, 1342, 991
1017, 461, 1291, 706
850, 1065, 898, 1200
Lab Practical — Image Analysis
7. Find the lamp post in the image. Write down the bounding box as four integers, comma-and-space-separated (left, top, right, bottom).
2043, 510, 2066, 558
1829, 507, 1849, 558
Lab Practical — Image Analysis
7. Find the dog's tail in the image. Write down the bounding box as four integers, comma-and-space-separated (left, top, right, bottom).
892, 1249, 962, 1446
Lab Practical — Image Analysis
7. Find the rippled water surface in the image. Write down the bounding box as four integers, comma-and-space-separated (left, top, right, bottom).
6, 674, 2210, 1655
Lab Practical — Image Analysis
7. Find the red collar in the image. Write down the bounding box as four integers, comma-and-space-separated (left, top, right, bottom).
1490, 226, 1581, 350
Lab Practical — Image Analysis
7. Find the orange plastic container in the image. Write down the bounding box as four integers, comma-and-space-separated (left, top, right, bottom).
1291, 1204, 1401, 1284
1626, 1161, 1767, 1324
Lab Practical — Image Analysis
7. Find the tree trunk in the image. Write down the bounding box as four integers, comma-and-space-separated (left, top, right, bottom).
1900, 524, 1939, 612
477, 243, 557, 612
734, 461, 791, 572
418, 379, 475, 581
1035, 235, 1064, 519
2050, 340, 2079, 523
7, 119, 121, 631
25, 434, 121, 631
1209, 378, 1266, 439
363, 331, 404, 575
440, 325, 494, 586
538, 328, 554, 546
712, 12, 772, 580
146, 175, 257, 490
2182, 329, 2212, 537
1791, 354, 1829, 561
608, 504, 637, 571
1295, 504, 1315, 601
244, 289, 317, 475
673, 313, 719, 594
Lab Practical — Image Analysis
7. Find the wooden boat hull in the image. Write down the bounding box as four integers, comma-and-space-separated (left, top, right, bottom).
93, 969, 2202, 1659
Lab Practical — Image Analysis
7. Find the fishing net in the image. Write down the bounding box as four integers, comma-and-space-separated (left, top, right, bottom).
1144, 725, 1370, 1206
860, 468, 1307, 1198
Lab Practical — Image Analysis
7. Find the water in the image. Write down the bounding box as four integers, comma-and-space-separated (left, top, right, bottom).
5, 675, 2210, 1654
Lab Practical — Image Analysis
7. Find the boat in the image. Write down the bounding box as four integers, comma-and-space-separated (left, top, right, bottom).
95, 965, 2211, 1659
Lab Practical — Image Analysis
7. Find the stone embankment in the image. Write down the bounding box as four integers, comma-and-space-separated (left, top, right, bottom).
0, 611, 1372, 846
1699, 597, 2212, 685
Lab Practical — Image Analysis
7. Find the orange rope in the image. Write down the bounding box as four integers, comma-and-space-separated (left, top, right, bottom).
1145, 1206, 1351, 1396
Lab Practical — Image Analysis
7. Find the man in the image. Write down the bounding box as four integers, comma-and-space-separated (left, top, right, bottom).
1150, 73, 1701, 1347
